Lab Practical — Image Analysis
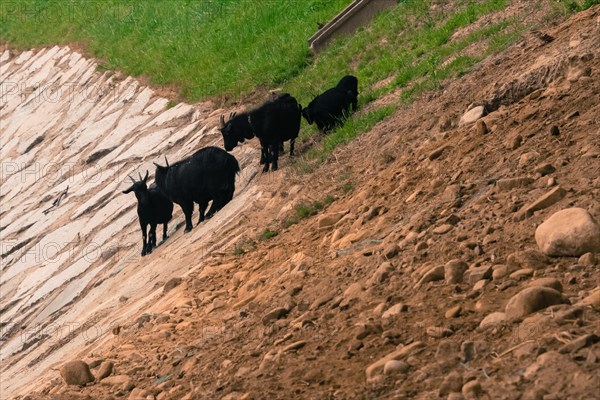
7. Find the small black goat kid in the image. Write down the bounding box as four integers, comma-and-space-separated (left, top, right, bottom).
122, 171, 173, 256
219, 93, 302, 172
302, 75, 359, 133
154, 146, 240, 233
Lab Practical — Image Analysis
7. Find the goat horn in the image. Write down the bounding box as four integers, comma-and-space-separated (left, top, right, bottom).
164, 156, 169, 167
138, 172, 143, 181
144, 170, 149, 182
219, 115, 225, 128
128, 175, 136, 183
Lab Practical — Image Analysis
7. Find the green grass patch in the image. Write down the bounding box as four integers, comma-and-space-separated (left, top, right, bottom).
342, 182, 354, 193
0, 0, 350, 100
304, 106, 395, 161
283, 194, 336, 228
260, 228, 279, 241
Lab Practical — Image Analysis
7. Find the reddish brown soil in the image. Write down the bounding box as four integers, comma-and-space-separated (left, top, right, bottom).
17, 5, 600, 400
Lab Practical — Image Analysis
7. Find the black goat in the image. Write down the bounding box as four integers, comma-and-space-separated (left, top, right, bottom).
302, 75, 358, 133
219, 93, 302, 172
122, 171, 173, 256
154, 146, 240, 233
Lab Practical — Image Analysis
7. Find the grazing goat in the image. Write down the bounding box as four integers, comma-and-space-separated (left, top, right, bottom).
302, 75, 359, 133
154, 146, 240, 233
122, 171, 173, 256
219, 93, 302, 172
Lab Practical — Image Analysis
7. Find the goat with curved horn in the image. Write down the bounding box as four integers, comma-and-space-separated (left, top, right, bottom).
122, 169, 173, 257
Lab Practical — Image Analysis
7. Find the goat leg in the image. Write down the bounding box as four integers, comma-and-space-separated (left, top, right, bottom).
271, 143, 279, 171
198, 200, 209, 223
149, 223, 157, 251
141, 222, 148, 256
181, 202, 194, 233
162, 223, 168, 242
262, 145, 270, 172
289, 138, 295, 158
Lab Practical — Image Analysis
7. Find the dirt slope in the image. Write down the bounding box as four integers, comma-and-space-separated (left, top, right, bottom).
7, 5, 600, 400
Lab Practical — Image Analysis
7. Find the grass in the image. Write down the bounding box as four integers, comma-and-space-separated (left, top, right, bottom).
283, 195, 335, 228
260, 228, 279, 241
0, 0, 350, 100
2, 0, 596, 160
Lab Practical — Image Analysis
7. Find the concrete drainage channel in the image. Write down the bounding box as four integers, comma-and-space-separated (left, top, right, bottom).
0, 46, 261, 397
308, 0, 397, 53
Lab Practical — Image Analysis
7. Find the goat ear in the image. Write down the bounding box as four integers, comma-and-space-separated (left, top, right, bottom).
153, 162, 164, 169
122, 186, 134, 194
143, 170, 149, 182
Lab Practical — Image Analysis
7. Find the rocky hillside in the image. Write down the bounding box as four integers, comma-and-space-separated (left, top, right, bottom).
6, 4, 600, 400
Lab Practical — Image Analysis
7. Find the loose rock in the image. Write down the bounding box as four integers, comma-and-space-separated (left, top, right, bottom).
445, 260, 468, 284
439, 371, 463, 395
497, 177, 534, 191
509, 268, 533, 280
577, 288, 600, 307
383, 360, 410, 375
445, 305, 462, 318
163, 277, 182, 293
368, 262, 394, 285
60, 360, 95, 386
475, 120, 488, 135
96, 361, 114, 380
535, 208, 600, 256
462, 380, 482, 399
513, 186, 567, 221
318, 212, 346, 228
365, 342, 426, 381
479, 312, 507, 329
535, 163, 556, 176
262, 307, 289, 325
129, 388, 149, 400
558, 334, 599, 354
418, 265, 445, 286
527, 277, 563, 292
433, 224, 454, 234
466, 265, 492, 284
427, 326, 453, 338
459, 106, 485, 126
506, 250, 550, 270
382, 303, 408, 318
505, 286, 567, 320
578, 252, 597, 266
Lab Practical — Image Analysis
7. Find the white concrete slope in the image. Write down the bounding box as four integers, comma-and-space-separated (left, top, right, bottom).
0, 46, 261, 397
